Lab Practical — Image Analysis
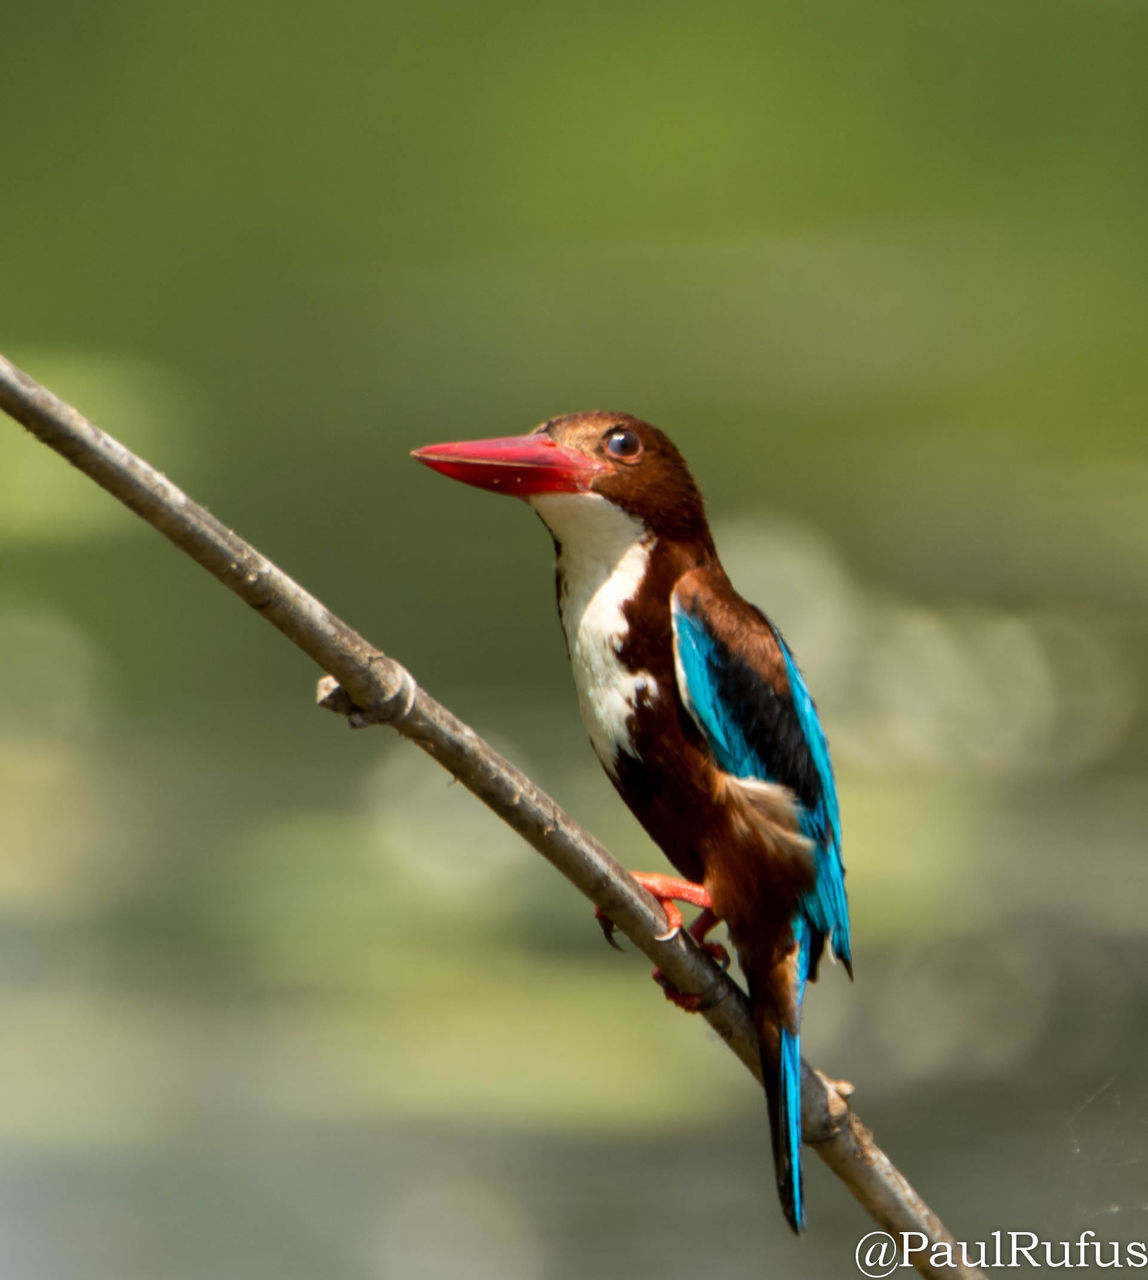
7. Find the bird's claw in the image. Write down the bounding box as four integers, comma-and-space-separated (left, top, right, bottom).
652, 898, 684, 941
595, 894, 687, 948
594, 906, 625, 951
702, 940, 731, 971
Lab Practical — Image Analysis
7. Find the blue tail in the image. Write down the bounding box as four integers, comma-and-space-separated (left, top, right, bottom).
760, 1022, 805, 1234
760, 917, 810, 1234
777, 1025, 805, 1232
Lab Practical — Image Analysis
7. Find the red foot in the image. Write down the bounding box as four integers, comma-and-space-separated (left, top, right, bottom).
595, 873, 713, 947
629, 872, 713, 941
596, 875, 729, 1013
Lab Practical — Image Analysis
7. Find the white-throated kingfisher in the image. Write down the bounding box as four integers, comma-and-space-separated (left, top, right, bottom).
412, 412, 852, 1233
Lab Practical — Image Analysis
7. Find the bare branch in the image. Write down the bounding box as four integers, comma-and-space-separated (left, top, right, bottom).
0, 351, 985, 1280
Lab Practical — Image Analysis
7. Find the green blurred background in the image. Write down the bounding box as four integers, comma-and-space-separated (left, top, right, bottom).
2, 1, 1147, 1275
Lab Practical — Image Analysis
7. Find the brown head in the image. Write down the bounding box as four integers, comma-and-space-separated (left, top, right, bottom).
412, 411, 715, 549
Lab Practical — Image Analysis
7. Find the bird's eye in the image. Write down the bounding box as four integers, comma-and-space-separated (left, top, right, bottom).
603, 426, 642, 463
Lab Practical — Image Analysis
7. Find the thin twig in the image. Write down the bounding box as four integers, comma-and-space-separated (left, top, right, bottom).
0, 351, 985, 1280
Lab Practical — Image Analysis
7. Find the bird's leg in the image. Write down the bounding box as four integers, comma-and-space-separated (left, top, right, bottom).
594, 872, 713, 948
683, 907, 731, 969
595, 875, 729, 1013
631, 872, 714, 941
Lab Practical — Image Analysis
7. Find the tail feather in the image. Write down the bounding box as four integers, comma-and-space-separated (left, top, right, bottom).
779, 1025, 805, 1232
754, 917, 810, 1234
761, 1023, 805, 1234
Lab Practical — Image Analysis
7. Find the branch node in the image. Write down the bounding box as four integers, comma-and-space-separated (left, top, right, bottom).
805, 1071, 855, 1145
372, 656, 419, 722
827, 1074, 856, 1101
316, 674, 354, 715
316, 663, 419, 728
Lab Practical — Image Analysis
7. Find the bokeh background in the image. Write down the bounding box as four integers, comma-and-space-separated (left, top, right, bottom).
2, 2, 1147, 1276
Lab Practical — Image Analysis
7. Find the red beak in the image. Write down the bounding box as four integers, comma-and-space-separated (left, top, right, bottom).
411, 433, 609, 497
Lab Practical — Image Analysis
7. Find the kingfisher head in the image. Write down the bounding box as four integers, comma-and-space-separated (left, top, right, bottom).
412, 411, 714, 551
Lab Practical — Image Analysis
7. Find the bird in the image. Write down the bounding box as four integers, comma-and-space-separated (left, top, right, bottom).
411, 412, 851, 1233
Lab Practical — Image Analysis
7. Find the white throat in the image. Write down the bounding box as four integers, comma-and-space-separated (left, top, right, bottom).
529, 493, 659, 776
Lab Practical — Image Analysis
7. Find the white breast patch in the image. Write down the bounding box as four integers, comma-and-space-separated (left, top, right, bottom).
530, 493, 659, 777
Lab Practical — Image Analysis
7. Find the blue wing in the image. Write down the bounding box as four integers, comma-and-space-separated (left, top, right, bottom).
671, 590, 852, 974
